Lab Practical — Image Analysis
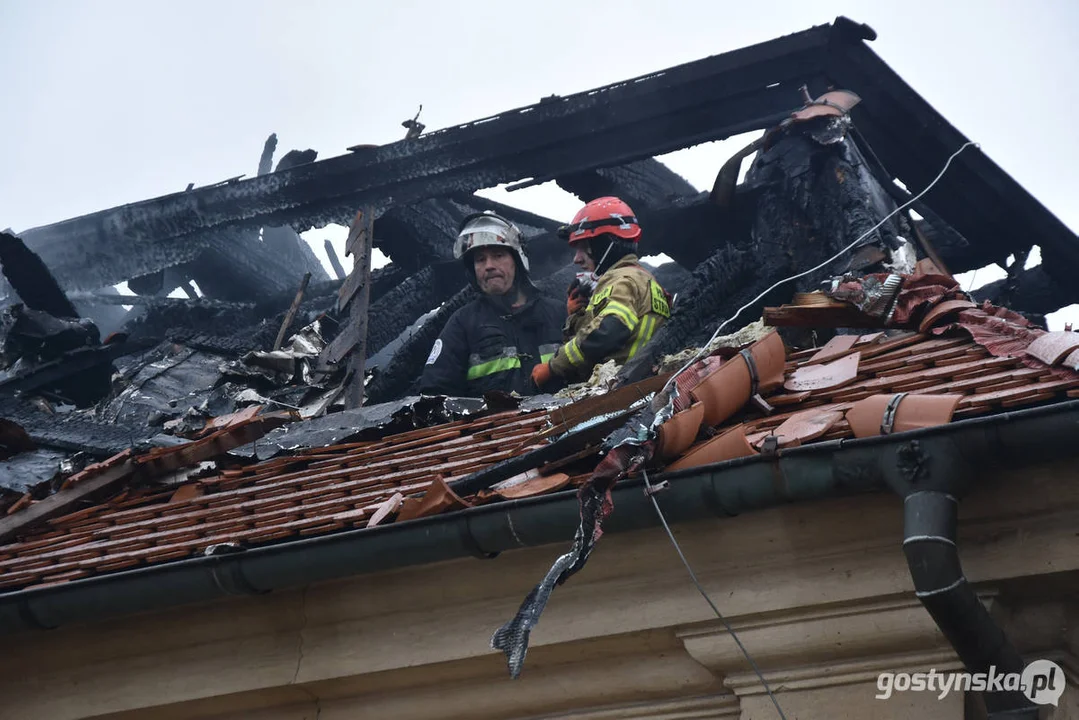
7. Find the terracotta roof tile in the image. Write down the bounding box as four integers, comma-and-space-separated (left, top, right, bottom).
4, 321, 1079, 593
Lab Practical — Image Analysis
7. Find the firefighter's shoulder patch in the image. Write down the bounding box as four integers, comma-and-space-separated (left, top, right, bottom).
425, 338, 443, 365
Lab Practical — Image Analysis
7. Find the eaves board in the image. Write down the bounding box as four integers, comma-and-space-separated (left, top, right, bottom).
17, 23, 835, 253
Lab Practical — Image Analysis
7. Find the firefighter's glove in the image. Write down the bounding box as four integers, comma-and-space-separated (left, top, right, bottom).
567, 286, 587, 315
531, 361, 554, 390
566, 277, 593, 315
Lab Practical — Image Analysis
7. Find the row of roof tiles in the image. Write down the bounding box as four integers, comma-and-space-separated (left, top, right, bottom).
2, 310, 1078, 592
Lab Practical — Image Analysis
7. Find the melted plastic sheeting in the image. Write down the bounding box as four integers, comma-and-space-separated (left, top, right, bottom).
0, 449, 67, 494
232, 395, 487, 459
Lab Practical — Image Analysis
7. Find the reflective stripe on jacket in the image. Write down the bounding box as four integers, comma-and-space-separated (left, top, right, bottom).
549, 255, 670, 381
420, 291, 566, 397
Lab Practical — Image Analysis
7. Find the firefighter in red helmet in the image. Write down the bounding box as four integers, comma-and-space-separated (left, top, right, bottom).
531, 197, 671, 389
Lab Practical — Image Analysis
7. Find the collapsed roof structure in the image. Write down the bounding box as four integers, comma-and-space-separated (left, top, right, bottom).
1, 16, 1078, 720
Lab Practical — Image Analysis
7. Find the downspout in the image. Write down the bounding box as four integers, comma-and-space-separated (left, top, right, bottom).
881, 437, 1039, 718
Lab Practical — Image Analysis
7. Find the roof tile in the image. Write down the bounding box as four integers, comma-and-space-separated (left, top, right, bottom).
5, 322, 1079, 593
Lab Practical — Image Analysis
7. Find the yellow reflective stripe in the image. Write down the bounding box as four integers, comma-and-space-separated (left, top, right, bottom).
466, 355, 522, 380
628, 315, 656, 359
598, 300, 639, 330
565, 338, 586, 366
540, 352, 555, 363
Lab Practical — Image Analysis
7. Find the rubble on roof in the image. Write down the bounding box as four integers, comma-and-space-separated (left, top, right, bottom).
2, 20, 1079, 663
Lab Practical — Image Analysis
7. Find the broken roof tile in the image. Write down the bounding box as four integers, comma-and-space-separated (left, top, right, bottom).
806, 335, 859, 364
784, 352, 860, 392
762, 409, 844, 448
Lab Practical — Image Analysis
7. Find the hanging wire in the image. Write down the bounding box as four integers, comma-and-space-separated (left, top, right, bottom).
637, 140, 981, 719
641, 468, 788, 720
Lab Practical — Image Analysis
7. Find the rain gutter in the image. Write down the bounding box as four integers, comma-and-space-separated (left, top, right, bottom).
1, 400, 1077, 641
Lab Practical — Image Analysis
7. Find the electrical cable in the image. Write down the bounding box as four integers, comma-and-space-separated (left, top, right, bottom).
660, 140, 980, 397
641, 468, 788, 720
638, 140, 980, 719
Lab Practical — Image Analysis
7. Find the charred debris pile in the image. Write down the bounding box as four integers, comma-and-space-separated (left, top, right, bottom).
2, 16, 1077, 517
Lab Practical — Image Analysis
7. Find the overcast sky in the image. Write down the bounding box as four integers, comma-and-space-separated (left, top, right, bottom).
2, 0, 1077, 325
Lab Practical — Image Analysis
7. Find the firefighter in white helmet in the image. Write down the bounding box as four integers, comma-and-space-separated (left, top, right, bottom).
420, 211, 566, 397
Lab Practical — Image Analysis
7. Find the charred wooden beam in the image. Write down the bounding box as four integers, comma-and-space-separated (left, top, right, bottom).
363, 264, 465, 361
261, 149, 330, 281
187, 229, 311, 301
273, 272, 312, 351
554, 159, 708, 267
827, 40, 1079, 285
556, 158, 697, 210
368, 264, 408, 304
449, 194, 561, 236
0, 232, 78, 319
324, 239, 346, 280
617, 245, 761, 384
17, 22, 839, 274
617, 125, 902, 384
338, 209, 375, 408
374, 199, 468, 271
971, 265, 1079, 316
257, 134, 278, 177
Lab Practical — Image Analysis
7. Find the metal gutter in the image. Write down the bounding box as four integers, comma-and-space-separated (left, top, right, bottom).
2, 399, 1078, 635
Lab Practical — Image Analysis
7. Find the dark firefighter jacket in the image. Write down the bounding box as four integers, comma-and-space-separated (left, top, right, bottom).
419, 291, 566, 397
549, 255, 670, 382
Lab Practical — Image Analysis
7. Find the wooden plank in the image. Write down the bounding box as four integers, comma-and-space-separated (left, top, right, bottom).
762, 304, 882, 328
0, 459, 134, 544
324, 239, 346, 280
343, 208, 375, 409
344, 208, 369, 258
337, 210, 372, 310
273, 272, 312, 351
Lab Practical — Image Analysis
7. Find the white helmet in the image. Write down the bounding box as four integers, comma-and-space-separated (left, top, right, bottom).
453, 211, 530, 273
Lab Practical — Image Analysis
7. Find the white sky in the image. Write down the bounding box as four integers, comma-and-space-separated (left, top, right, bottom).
2, 0, 1077, 326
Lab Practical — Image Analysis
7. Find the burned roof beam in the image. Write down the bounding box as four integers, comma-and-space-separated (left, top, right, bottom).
971, 265, 1079, 317
826, 39, 1079, 284
374, 199, 471, 271
186, 229, 314, 301
555, 158, 704, 266
365, 286, 476, 404
362, 264, 465, 362
0, 232, 79, 319
373, 195, 561, 273
260, 149, 331, 282
449, 194, 562, 236
17, 22, 837, 257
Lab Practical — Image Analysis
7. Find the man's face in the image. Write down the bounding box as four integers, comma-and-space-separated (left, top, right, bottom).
473, 246, 517, 295
572, 240, 596, 273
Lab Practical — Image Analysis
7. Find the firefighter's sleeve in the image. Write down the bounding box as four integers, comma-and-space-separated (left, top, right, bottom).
549, 278, 640, 379
418, 313, 469, 396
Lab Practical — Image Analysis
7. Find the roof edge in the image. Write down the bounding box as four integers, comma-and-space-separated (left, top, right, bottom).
2, 399, 1078, 635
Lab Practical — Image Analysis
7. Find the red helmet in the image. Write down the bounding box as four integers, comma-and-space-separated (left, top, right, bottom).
558, 196, 641, 244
